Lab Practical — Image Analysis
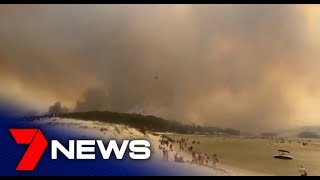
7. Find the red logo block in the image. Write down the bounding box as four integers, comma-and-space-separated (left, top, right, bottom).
9, 129, 48, 171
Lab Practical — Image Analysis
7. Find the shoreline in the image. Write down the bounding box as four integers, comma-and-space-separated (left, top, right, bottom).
159, 139, 271, 176
30, 117, 271, 176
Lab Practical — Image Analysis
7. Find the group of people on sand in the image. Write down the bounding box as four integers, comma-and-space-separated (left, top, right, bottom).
161, 143, 184, 163
174, 138, 199, 152
161, 137, 310, 175
174, 152, 185, 163
169, 137, 220, 169
177, 138, 188, 151
191, 140, 200, 144
191, 152, 219, 168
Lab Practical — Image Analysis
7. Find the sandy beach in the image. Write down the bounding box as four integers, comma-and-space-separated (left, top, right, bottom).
167, 134, 320, 176
159, 137, 270, 176
31, 117, 318, 176
28, 117, 263, 176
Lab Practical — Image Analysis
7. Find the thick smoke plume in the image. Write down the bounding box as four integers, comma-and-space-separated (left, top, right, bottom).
48, 101, 69, 115
74, 88, 109, 112
1, 5, 320, 131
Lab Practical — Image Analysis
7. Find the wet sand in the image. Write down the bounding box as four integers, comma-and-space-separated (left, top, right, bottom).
168, 134, 320, 176
158, 140, 270, 176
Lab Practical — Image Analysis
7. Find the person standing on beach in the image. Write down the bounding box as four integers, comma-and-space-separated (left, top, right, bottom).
205, 154, 209, 166
199, 152, 205, 165
299, 166, 307, 176
212, 154, 219, 168
192, 151, 196, 159
162, 148, 166, 161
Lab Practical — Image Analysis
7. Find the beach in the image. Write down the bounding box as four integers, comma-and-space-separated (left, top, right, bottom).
28, 117, 231, 175
28, 117, 320, 176
167, 134, 320, 176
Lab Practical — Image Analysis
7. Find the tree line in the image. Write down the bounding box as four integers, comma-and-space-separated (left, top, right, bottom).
34, 111, 241, 136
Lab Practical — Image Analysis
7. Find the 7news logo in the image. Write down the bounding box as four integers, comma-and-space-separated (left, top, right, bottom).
10, 128, 151, 171
10, 129, 47, 171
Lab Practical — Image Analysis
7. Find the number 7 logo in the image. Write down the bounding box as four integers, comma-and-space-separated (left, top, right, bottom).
9, 129, 48, 171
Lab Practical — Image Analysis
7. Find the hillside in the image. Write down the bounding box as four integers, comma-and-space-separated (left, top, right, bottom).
31, 111, 241, 136
277, 126, 320, 138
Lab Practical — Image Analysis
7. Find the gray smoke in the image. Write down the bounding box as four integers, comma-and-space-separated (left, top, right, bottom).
48, 101, 69, 115
74, 88, 109, 112
0, 5, 316, 131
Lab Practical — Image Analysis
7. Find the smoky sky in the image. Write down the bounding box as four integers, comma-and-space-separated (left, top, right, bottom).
1, 5, 319, 131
